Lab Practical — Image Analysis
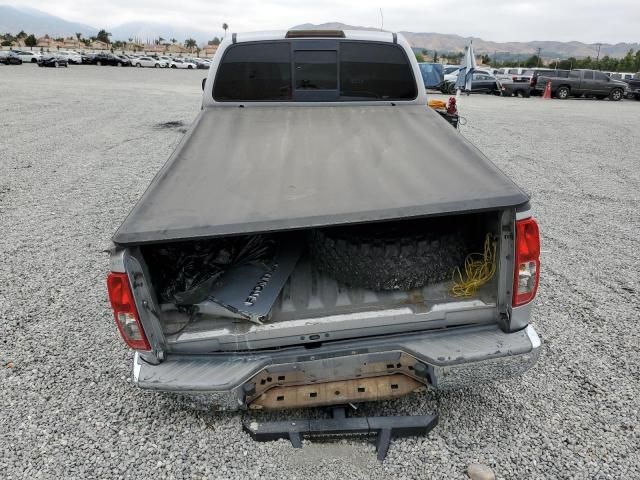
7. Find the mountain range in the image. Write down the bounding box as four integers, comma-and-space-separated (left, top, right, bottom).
2, 6, 637, 59
293, 22, 639, 60
0, 5, 213, 43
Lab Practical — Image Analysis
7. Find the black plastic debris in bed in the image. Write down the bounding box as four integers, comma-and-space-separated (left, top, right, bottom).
142, 234, 303, 323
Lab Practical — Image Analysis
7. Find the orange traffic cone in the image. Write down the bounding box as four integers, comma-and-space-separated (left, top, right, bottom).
542, 80, 552, 99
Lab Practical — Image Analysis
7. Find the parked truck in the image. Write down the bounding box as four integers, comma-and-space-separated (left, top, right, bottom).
624, 76, 640, 100
107, 30, 541, 414
537, 69, 628, 100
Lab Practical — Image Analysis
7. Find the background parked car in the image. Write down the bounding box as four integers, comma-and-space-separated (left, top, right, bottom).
442, 69, 497, 94
114, 54, 132, 66
56, 51, 82, 64
89, 53, 127, 66
608, 72, 636, 81
134, 56, 165, 68
442, 64, 460, 76
496, 67, 534, 83
37, 55, 68, 68
169, 58, 196, 69
468, 72, 501, 94
529, 69, 570, 94
625, 76, 640, 100
195, 59, 211, 69
158, 56, 172, 67
538, 69, 628, 100
0, 51, 23, 65
499, 78, 532, 97
11, 50, 41, 63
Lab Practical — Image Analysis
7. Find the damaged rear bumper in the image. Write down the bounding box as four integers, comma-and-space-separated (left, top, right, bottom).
133, 324, 541, 410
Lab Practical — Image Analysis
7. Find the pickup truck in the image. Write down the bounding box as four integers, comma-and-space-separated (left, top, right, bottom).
107, 30, 541, 412
537, 69, 628, 100
624, 77, 640, 100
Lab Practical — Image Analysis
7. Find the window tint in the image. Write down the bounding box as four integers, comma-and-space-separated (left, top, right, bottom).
508, 69, 518, 74
582, 71, 594, 80
569, 70, 580, 78
556, 70, 569, 78
339, 42, 416, 99
594, 71, 608, 81
294, 50, 337, 89
214, 42, 292, 101
214, 41, 416, 102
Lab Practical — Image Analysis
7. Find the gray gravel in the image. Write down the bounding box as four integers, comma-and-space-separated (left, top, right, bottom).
1, 64, 639, 479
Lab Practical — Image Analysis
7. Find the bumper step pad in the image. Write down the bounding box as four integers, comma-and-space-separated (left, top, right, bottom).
243, 406, 438, 461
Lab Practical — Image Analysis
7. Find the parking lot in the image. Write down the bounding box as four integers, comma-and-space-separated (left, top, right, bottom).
1, 64, 639, 479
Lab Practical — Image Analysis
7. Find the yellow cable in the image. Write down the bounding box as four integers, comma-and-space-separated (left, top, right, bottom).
450, 233, 497, 297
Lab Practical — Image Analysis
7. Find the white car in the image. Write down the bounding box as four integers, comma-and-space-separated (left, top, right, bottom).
56, 50, 82, 64
134, 56, 166, 68
170, 59, 196, 69
158, 56, 172, 67
445, 68, 492, 82
11, 50, 42, 63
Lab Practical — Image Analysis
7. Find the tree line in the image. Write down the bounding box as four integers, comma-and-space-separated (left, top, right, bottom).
415, 48, 640, 73
1, 29, 223, 52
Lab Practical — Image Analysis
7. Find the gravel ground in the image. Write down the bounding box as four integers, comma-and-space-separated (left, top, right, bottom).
1, 64, 639, 479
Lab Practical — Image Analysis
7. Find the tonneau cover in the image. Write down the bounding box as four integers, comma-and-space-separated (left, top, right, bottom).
114, 105, 528, 245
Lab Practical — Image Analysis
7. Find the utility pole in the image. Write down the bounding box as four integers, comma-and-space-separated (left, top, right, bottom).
595, 43, 602, 69
536, 47, 542, 67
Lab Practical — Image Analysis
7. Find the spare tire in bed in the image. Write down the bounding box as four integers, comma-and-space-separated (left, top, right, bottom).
309, 219, 467, 291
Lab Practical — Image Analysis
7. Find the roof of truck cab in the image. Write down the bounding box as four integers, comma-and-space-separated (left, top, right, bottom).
113, 105, 529, 246
230, 30, 398, 43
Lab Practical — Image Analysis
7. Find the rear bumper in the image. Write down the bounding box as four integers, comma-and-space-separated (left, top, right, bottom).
133, 324, 541, 410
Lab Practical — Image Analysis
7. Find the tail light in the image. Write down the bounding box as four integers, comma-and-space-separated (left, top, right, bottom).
512, 76, 517, 81
107, 272, 151, 351
512, 217, 540, 307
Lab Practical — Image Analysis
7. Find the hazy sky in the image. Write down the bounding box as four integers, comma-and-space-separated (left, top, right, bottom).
6, 0, 640, 44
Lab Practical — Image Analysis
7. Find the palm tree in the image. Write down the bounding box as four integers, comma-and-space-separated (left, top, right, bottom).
75, 32, 82, 41
222, 23, 229, 38
171, 38, 177, 44
184, 38, 197, 52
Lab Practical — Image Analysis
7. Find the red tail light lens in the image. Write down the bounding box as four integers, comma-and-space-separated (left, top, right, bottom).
512, 217, 540, 307
107, 272, 151, 351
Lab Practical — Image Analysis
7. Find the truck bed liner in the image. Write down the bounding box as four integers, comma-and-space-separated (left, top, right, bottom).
113, 105, 528, 245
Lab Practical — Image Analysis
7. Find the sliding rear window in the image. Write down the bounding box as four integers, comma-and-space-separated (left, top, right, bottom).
213, 43, 292, 101
213, 40, 417, 102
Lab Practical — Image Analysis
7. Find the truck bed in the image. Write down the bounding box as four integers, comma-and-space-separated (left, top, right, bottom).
113, 105, 528, 245
160, 257, 498, 352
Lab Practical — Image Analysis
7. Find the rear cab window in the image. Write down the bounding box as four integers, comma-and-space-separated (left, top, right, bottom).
213, 40, 417, 102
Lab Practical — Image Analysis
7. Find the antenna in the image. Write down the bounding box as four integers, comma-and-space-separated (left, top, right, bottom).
379, 8, 384, 31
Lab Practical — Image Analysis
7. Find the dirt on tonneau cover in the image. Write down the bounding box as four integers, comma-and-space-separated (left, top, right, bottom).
113, 105, 528, 245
